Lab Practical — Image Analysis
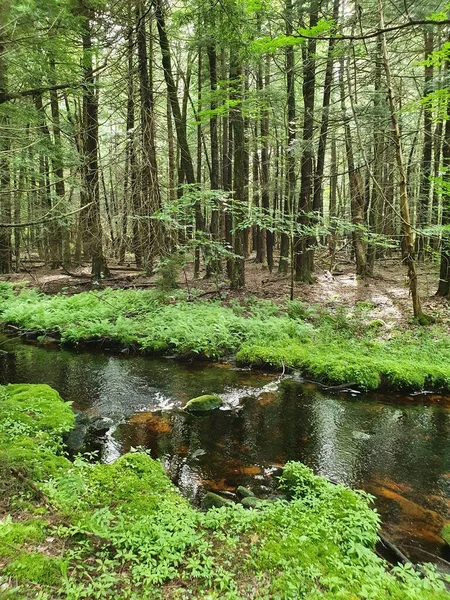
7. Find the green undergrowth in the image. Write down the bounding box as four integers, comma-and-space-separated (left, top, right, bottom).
1, 383, 449, 599
1, 283, 450, 391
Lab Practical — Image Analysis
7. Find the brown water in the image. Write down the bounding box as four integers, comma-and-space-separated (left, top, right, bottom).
1, 335, 450, 566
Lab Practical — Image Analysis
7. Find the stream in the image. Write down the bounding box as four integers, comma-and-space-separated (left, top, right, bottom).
1, 334, 450, 566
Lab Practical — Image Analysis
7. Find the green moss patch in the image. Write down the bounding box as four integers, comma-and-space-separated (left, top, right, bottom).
5, 552, 62, 586
0, 518, 48, 558
0, 384, 74, 481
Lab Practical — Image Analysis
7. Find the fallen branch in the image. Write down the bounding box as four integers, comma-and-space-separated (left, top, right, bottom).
61, 266, 93, 279
10, 468, 54, 511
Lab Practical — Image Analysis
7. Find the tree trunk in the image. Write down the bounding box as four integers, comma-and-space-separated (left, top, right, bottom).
279, 0, 295, 274
34, 92, 64, 268
294, 0, 318, 283
49, 58, 70, 267
194, 47, 203, 277
230, 54, 245, 289
136, 2, 161, 273
120, 9, 135, 264
379, 0, 421, 318
261, 54, 272, 270
0, 3, 12, 274
328, 131, 338, 266
256, 59, 267, 267
437, 52, 450, 297
313, 0, 339, 216
205, 34, 221, 277
79, 4, 109, 279
154, 0, 204, 268
221, 50, 233, 279
416, 30, 434, 261
339, 56, 368, 277
367, 38, 384, 275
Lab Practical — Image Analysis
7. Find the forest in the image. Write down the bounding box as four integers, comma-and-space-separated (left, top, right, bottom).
0, 0, 448, 307
2, 0, 450, 598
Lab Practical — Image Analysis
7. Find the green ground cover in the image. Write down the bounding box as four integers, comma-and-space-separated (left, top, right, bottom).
1, 283, 450, 391
0, 383, 449, 598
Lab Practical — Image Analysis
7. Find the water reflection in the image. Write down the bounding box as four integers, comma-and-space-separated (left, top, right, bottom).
1, 335, 450, 562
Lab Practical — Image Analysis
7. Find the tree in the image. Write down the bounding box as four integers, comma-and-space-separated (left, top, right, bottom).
78, 1, 109, 279
378, 0, 421, 318
294, 0, 318, 284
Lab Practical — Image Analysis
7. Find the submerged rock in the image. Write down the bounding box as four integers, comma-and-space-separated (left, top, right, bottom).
202, 492, 233, 510
65, 421, 88, 454
64, 411, 114, 456
184, 394, 222, 412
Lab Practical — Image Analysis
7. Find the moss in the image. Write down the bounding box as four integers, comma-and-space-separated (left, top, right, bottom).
0, 384, 74, 435
236, 486, 255, 500
0, 384, 74, 481
241, 496, 264, 509
5, 552, 62, 586
202, 492, 233, 510
184, 395, 223, 412
236, 342, 382, 390
379, 360, 428, 390
367, 319, 386, 330
416, 313, 437, 326
0, 519, 48, 558
84, 453, 187, 515
236, 337, 450, 392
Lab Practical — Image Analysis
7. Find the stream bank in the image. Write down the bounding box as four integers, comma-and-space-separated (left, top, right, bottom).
1, 284, 450, 393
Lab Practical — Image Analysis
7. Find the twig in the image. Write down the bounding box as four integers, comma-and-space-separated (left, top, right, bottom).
10, 468, 54, 511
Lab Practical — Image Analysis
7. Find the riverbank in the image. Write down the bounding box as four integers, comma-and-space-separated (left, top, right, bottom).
0, 382, 449, 599
1, 283, 450, 393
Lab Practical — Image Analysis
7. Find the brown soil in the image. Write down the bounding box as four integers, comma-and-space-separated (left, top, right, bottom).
2, 252, 449, 330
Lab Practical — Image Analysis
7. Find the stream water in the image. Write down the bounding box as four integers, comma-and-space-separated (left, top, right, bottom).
1, 334, 450, 566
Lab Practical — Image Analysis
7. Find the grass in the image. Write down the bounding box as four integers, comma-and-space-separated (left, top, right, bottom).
1, 283, 450, 391
1, 382, 449, 599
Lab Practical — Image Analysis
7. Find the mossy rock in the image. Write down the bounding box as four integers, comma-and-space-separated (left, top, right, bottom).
241, 496, 264, 509
202, 492, 232, 510
0, 384, 74, 431
236, 485, 255, 500
441, 523, 450, 545
82, 452, 188, 516
184, 394, 222, 412
0, 384, 75, 480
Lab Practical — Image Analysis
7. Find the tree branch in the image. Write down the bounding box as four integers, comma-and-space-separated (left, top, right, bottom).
293, 19, 450, 42
0, 203, 92, 228
0, 82, 78, 104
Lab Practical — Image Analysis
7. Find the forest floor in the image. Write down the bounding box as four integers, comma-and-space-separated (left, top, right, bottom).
3, 251, 449, 332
